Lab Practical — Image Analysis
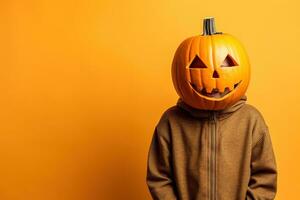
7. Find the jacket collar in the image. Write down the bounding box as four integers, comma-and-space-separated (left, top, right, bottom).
176, 95, 247, 120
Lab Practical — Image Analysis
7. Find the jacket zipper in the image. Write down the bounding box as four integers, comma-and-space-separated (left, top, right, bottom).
209, 111, 217, 200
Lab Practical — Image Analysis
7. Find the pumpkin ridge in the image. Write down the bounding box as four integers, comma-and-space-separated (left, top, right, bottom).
209, 36, 216, 109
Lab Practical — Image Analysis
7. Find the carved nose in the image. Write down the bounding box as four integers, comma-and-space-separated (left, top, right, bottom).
213, 70, 219, 78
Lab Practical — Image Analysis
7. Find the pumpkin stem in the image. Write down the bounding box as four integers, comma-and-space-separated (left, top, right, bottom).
203, 17, 221, 35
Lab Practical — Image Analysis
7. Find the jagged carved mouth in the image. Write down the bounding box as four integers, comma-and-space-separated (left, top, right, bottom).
189, 80, 242, 98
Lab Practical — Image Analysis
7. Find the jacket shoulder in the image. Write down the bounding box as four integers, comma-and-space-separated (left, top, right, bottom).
158, 105, 182, 123
240, 103, 270, 145
241, 104, 268, 127
153, 105, 183, 140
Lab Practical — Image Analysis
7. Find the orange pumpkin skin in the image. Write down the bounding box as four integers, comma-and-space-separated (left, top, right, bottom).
171, 19, 251, 110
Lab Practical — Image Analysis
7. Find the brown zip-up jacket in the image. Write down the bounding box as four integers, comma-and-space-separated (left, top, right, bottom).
146, 95, 277, 200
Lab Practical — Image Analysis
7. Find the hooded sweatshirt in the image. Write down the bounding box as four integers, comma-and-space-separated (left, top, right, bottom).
146, 95, 277, 200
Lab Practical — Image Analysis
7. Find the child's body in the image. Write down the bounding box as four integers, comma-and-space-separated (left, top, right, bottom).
146, 17, 277, 200
146, 95, 277, 199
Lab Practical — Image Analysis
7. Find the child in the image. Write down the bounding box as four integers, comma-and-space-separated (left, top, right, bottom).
146, 17, 277, 200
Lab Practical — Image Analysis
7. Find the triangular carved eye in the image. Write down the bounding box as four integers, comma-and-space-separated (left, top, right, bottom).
221, 54, 238, 67
189, 55, 207, 68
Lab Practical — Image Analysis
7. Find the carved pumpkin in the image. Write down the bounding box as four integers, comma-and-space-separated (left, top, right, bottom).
171, 17, 251, 110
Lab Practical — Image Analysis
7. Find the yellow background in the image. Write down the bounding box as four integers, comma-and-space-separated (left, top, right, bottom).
0, 0, 299, 199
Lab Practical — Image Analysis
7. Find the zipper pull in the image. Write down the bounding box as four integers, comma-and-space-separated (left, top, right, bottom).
213, 112, 217, 122
210, 111, 217, 122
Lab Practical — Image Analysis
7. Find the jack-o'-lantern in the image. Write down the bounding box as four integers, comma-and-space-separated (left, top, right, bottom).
172, 17, 251, 110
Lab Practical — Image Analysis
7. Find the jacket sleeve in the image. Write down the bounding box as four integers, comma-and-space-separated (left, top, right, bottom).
146, 126, 177, 200
246, 127, 277, 200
